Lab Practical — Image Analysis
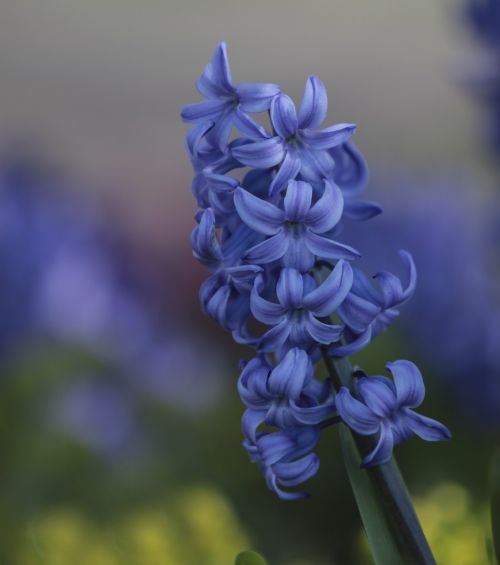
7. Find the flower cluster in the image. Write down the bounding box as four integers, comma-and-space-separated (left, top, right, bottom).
182, 43, 450, 499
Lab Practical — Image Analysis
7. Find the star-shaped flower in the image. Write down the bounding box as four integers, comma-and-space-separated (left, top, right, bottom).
336, 360, 451, 467
181, 42, 280, 150
232, 75, 356, 195
234, 179, 360, 272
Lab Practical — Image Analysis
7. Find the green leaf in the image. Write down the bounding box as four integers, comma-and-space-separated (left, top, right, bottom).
340, 424, 435, 565
234, 550, 268, 565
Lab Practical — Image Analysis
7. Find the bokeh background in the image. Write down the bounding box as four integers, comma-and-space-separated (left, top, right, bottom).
0, 1, 499, 563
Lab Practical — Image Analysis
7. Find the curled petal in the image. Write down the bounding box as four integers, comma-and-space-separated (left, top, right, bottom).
242, 409, 267, 443
356, 377, 396, 418
305, 180, 344, 232
258, 319, 291, 352
283, 180, 313, 221
200, 41, 233, 94
277, 268, 304, 309
191, 209, 222, 269
234, 187, 284, 235
342, 199, 382, 221
185, 121, 215, 160
272, 453, 320, 489
338, 293, 380, 333
329, 326, 373, 357
303, 260, 353, 317
304, 314, 344, 344
386, 360, 425, 408
301, 123, 357, 150
181, 99, 228, 123
361, 423, 394, 467
268, 348, 309, 400
405, 411, 452, 442
297, 75, 328, 129
330, 141, 369, 194
251, 275, 285, 324
245, 231, 289, 264
271, 93, 299, 139
305, 231, 361, 262
233, 106, 270, 139
236, 82, 281, 112
268, 151, 302, 196
207, 109, 235, 151
290, 400, 335, 426
335, 387, 380, 435
232, 137, 286, 169
375, 250, 417, 309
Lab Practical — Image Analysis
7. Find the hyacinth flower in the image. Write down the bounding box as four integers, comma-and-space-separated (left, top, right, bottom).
336, 361, 451, 467
182, 42, 449, 563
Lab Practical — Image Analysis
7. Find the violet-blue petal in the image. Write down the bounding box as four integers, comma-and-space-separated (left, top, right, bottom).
205, 41, 233, 93
305, 231, 361, 262
330, 327, 373, 357
297, 75, 328, 129
245, 231, 289, 264
375, 250, 417, 308
301, 123, 357, 150
386, 360, 425, 408
233, 106, 270, 139
207, 108, 235, 151
342, 199, 383, 221
185, 121, 215, 160
251, 275, 285, 324
304, 313, 344, 344
271, 93, 299, 139
338, 293, 380, 333
335, 387, 380, 435
305, 180, 344, 233
361, 423, 394, 467
356, 377, 396, 418
303, 260, 353, 317
405, 411, 452, 442
290, 401, 335, 426
232, 136, 286, 169
234, 187, 284, 235
268, 348, 309, 400
330, 141, 369, 194
191, 209, 222, 269
258, 319, 291, 352
283, 180, 313, 221
204, 171, 239, 191
268, 151, 302, 196
181, 99, 228, 123
242, 409, 267, 443
236, 82, 281, 112
299, 148, 335, 181
276, 268, 304, 309
273, 453, 320, 488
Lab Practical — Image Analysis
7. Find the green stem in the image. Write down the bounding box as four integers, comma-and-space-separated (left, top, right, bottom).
321, 346, 436, 564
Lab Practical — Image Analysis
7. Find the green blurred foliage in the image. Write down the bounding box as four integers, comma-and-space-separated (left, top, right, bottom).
0, 335, 498, 564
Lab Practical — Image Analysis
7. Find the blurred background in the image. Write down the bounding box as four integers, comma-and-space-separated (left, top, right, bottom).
0, 1, 499, 563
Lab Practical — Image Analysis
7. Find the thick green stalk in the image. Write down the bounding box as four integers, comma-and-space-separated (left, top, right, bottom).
321, 347, 436, 565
